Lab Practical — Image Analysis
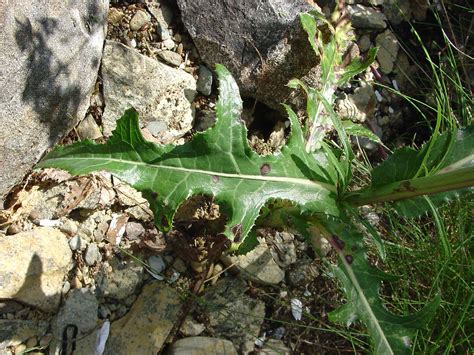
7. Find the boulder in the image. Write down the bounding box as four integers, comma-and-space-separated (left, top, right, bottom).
0, 0, 108, 205
104, 282, 182, 354
0, 228, 72, 312
101, 41, 196, 142
176, 0, 319, 110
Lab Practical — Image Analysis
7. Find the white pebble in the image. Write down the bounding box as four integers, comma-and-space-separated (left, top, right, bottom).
291, 298, 303, 321
374, 90, 383, 102
392, 79, 400, 91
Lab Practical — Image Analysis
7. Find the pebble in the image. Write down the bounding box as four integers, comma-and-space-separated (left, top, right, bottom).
196, 65, 213, 96
69, 235, 84, 251
84, 243, 101, 266
108, 7, 124, 25
99, 304, 112, 319
60, 219, 78, 236
125, 221, 146, 240
347, 5, 387, 29
26, 336, 37, 348
71, 276, 83, 289
157, 50, 182, 66
61, 281, 71, 295
76, 114, 103, 140
162, 38, 176, 50
15, 344, 27, 353
129, 10, 151, 31
148, 255, 166, 274
172, 258, 187, 273
180, 316, 206, 336
39, 334, 53, 348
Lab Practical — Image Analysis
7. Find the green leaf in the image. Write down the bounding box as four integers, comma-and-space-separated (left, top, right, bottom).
37, 65, 338, 244
320, 217, 440, 355
337, 47, 378, 86
342, 121, 381, 143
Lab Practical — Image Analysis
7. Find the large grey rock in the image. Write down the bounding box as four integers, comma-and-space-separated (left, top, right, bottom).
202, 278, 265, 351
176, 0, 318, 110
101, 41, 196, 141
0, 228, 72, 312
50, 288, 99, 354
104, 282, 182, 354
0, 0, 108, 205
169, 337, 238, 355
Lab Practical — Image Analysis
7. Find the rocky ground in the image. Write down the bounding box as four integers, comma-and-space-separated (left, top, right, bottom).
0, 0, 449, 354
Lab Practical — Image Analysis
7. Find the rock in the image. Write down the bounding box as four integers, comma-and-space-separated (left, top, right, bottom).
69, 235, 85, 251
84, 243, 101, 266
0, 228, 71, 312
177, 0, 320, 111
157, 50, 182, 66
162, 38, 176, 50
0, 320, 48, 352
221, 242, 285, 285
169, 337, 238, 355
383, 0, 412, 25
125, 221, 145, 240
104, 282, 182, 354
358, 34, 372, 53
59, 219, 78, 236
104, 261, 143, 301
146, 120, 168, 137
101, 41, 196, 140
129, 9, 151, 31
50, 288, 98, 354
203, 278, 265, 350
375, 30, 399, 74
179, 316, 206, 336
108, 7, 124, 25
196, 65, 213, 96
148, 255, 166, 274
147, 5, 171, 40
76, 114, 103, 140
269, 231, 297, 268
336, 84, 376, 122
0, 0, 108, 205
347, 5, 387, 29
258, 339, 291, 354
287, 259, 320, 287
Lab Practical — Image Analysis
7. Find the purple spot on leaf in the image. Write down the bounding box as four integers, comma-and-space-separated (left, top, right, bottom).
330, 235, 345, 251
260, 164, 271, 176
212, 175, 219, 183
345, 255, 353, 264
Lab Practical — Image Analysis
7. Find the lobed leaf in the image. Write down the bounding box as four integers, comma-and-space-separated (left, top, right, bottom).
37, 65, 339, 244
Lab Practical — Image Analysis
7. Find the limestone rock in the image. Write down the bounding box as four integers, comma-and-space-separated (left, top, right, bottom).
347, 5, 387, 29
0, 228, 72, 312
376, 30, 399, 74
169, 337, 237, 355
0, 0, 108, 205
104, 282, 182, 354
221, 242, 284, 285
101, 41, 196, 141
176, 0, 319, 110
203, 278, 265, 350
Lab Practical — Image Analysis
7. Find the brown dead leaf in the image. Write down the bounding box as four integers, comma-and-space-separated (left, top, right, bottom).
106, 214, 129, 245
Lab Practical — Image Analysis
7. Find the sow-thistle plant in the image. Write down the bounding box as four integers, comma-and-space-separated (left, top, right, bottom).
37, 10, 473, 354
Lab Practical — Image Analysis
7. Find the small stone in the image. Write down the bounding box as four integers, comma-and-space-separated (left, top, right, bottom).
129, 10, 151, 31
76, 114, 103, 140
98, 304, 112, 319
347, 5, 387, 29
146, 121, 168, 137
15, 344, 27, 353
125, 222, 146, 240
60, 219, 78, 236
69, 235, 84, 251
148, 255, 166, 274
25, 336, 37, 348
84, 243, 101, 266
104, 262, 144, 301
162, 38, 176, 50
157, 50, 182, 67
376, 30, 399, 74
61, 281, 71, 295
358, 35, 372, 53
258, 339, 291, 354
39, 334, 53, 348
71, 277, 83, 289
180, 316, 206, 336
108, 8, 124, 25
196, 65, 213, 96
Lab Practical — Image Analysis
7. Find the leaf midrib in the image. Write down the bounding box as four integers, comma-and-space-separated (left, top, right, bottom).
43, 156, 337, 192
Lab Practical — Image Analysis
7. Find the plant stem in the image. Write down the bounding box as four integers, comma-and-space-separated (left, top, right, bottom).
344, 167, 474, 206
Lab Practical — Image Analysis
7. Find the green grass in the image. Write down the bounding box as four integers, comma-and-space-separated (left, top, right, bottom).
380, 198, 473, 353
